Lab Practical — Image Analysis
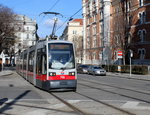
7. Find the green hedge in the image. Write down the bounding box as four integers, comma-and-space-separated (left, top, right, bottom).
103, 65, 148, 75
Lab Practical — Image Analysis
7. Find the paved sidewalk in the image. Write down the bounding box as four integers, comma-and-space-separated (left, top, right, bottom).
0, 70, 13, 77
107, 72, 150, 81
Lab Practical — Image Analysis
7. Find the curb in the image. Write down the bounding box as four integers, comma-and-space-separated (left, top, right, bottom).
0, 71, 13, 77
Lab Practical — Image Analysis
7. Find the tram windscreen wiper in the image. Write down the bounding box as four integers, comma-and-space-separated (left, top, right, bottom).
60, 67, 66, 70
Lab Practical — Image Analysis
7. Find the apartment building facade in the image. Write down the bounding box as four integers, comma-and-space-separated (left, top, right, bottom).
111, 0, 150, 65
82, 0, 111, 65
83, 0, 150, 65
14, 15, 38, 53
60, 19, 83, 63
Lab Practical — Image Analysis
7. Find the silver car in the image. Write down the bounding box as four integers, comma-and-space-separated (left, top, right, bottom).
87, 66, 106, 76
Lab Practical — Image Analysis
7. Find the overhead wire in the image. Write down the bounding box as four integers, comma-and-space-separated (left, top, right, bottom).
39, 0, 61, 25
56, 7, 83, 31
47, 0, 60, 11
56, 0, 93, 32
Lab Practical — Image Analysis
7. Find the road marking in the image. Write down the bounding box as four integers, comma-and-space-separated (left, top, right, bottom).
122, 101, 150, 110
22, 100, 81, 115
122, 101, 139, 108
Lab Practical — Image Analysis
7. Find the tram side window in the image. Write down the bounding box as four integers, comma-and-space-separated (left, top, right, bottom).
28, 51, 35, 72
23, 53, 27, 71
36, 49, 42, 74
42, 46, 47, 74
42, 54, 47, 74
20, 54, 23, 70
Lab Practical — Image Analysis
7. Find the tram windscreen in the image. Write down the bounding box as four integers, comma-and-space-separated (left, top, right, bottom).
48, 43, 75, 69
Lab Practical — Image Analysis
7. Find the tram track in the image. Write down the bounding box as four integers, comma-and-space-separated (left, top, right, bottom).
50, 91, 136, 115
80, 78, 150, 97
79, 78, 150, 103
46, 76, 148, 115
50, 92, 89, 115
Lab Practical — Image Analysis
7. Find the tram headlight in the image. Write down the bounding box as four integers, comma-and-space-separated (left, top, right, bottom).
69, 72, 75, 76
49, 72, 56, 76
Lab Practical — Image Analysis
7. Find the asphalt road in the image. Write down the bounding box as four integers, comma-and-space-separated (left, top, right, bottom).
0, 70, 150, 115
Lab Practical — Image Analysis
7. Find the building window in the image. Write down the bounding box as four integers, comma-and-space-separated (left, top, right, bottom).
93, 14, 96, 22
93, 52, 96, 60
93, 26, 96, 35
143, 12, 146, 23
139, 0, 143, 7
26, 34, 29, 39
127, 33, 132, 44
100, 11, 103, 20
127, 1, 131, 12
139, 12, 146, 24
100, 0, 103, 8
127, 15, 132, 26
87, 28, 90, 37
73, 30, 77, 34
138, 48, 146, 59
143, 29, 147, 41
93, 36, 97, 47
87, 37, 90, 48
138, 29, 147, 42
27, 27, 29, 31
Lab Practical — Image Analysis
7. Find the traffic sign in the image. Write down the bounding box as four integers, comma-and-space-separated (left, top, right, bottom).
118, 51, 123, 58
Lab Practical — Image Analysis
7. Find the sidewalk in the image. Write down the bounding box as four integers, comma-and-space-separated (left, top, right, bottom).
0, 70, 13, 77
107, 72, 150, 81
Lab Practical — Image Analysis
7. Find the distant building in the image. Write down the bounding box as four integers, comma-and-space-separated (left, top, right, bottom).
61, 19, 83, 63
14, 15, 38, 53
82, 0, 111, 65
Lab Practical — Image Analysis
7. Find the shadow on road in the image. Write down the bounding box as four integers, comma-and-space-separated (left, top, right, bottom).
0, 90, 31, 114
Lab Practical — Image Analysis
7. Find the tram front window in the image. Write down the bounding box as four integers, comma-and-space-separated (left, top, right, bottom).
48, 43, 75, 69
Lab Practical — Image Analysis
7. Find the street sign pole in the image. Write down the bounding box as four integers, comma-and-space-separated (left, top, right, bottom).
129, 50, 133, 77
0, 51, 5, 71
117, 51, 123, 72
130, 57, 131, 77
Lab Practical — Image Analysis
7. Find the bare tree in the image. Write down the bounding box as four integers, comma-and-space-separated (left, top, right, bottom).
72, 35, 84, 64
0, 4, 17, 53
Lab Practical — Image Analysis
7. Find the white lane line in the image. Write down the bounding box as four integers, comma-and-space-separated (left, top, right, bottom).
22, 100, 81, 115
122, 101, 150, 110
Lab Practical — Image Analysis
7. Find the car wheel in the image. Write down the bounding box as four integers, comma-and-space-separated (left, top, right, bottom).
93, 72, 95, 76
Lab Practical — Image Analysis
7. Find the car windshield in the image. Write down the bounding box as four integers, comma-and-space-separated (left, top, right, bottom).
48, 43, 75, 70
94, 67, 102, 69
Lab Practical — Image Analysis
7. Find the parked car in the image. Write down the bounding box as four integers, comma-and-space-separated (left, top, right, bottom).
77, 64, 90, 74
87, 65, 106, 76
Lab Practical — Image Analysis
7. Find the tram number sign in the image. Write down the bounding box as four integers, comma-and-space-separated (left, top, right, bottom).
118, 51, 123, 58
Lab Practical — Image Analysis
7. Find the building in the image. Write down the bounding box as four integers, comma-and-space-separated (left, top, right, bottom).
61, 19, 83, 63
14, 15, 38, 53
126, 0, 150, 65
83, 0, 150, 65
82, 0, 111, 65
111, 0, 150, 65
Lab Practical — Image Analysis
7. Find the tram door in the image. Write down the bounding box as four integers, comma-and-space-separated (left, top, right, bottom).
36, 48, 47, 88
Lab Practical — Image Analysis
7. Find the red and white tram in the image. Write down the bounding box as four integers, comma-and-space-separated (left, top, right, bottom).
16, 40, 77, 91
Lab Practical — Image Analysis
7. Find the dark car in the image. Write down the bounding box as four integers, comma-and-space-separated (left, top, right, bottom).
77, 64, 90, 74
87, 65, 106, 76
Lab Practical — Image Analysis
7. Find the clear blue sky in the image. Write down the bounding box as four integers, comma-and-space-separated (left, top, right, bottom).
0, 0, 82, 38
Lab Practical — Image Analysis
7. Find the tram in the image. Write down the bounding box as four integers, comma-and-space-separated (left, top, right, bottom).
16, 40, 77, 91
